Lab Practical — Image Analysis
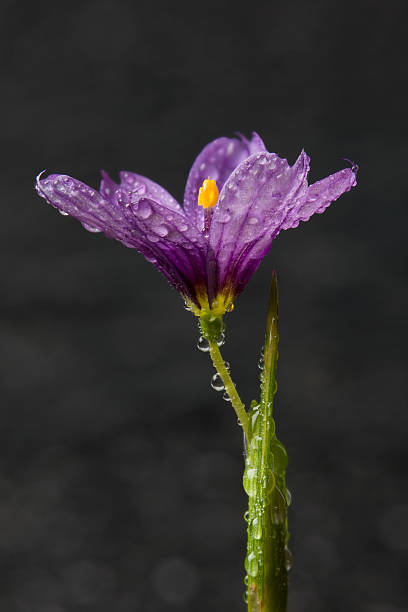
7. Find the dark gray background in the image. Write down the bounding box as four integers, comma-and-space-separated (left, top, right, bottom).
1, 0, 407, 610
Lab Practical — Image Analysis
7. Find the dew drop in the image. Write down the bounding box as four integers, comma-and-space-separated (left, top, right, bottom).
262, 470, 276, 495
82, 223, 101, 233
222, 391, 231, 402
245, 552, 258, 577
224, 361, 231, 371
248, 216, 259, 225
252, 517, 262, 540
154, 224, 169, 237
211, 373, 225, 392
244, 510, 250, 522
226, 303, 234, 312
218, 211, 232, 224
183, 301, 191, 311
58, 210, 69, 216
197, 336, 210, 352
258, 356, 264, 370
179, 222, 189, 232
243, 574, 249, 586
135, 201, 152, 219
217, 332, 225, 347
285, 488, 292, 506
146, 233, 159, 243
243, 590, 248, 603
243, 466, 257, 497
284, 546, 293, 571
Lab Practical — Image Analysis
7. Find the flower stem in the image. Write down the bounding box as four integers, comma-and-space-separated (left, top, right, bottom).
244, 272, 290, 612
207, 339, 250, 441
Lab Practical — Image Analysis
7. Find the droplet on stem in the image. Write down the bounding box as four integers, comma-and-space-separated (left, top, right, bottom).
197, 336, 210, 352
211, 373, 225, 392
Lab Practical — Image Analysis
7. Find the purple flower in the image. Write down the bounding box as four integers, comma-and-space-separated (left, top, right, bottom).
35, 133, 357, 316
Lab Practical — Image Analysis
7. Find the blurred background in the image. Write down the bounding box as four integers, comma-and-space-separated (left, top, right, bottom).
1, 0, 407, 610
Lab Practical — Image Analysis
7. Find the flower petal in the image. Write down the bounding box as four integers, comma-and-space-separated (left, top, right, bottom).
36, 173, 208, 304
118, 171, 182, 212
183, 133, 266, 228
36, 173, 139, 245
209, 150, 310, 296
280, 167, 357, 230
130, 196, 208, 296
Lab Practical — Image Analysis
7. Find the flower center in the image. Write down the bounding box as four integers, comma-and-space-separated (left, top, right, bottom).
197, 179, 219, 209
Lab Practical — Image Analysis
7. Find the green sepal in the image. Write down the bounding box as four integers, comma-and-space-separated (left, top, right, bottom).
199, 313, 224, 342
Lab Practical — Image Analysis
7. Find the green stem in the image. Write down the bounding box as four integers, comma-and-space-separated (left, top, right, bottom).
244, 273, 290, 612
207, 339, 250, 441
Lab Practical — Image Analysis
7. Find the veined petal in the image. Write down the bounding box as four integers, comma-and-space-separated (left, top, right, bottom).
280, 167, 357, 230
183, 133, 266, 228
36, 173, 208, 304
36, 173, 139, 245
209, 150, 310, 295
129, 196, 208, 292
119, 171, 182, 212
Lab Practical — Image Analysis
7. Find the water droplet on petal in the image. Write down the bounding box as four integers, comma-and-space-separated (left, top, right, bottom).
226, 303, 234, 312
224, 361, 231, 371
244, 510, 250, 522
218, 211, 232, 224
285, 488, 292, 506
222, 391, 231, 402
183, 301, 191, 311
211, 373, 225, 392
243, 574, 249, 586
197, 336, 210, 352
135, 201, 152, 219
154, 224, 169, 237
58, 210, 69, 216
248, 216, 259, 225
146, 233, 159, 243
179, 222, 189, 232
258, 356, 264, 370
245, 552, 258, 577
82, 223, 101, 233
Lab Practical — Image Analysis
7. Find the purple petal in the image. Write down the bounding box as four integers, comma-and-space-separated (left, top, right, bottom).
183, 133, 266, 228
280, 167, 357, 230
36, 173, 139, 245
36, 173, 208, 304
130, 196, 208, 295
118, 171, 182, 212
209, 150, 310, 296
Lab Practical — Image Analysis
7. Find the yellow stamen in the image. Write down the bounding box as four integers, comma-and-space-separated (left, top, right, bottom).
197, 179, 219, 209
